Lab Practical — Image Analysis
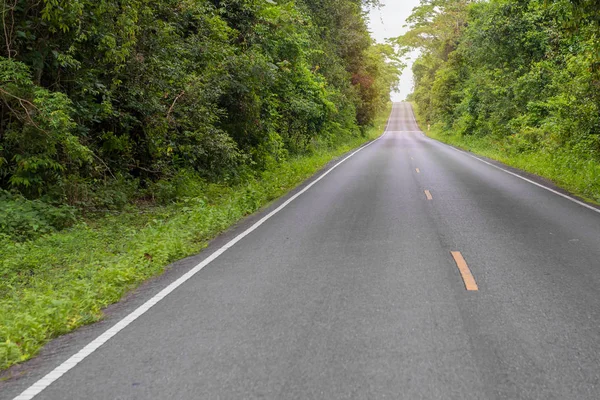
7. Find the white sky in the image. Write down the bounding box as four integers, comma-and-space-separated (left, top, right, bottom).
368, 0, 421, 101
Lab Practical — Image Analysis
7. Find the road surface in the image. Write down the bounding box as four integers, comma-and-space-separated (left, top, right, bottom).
4, 103, 600, 399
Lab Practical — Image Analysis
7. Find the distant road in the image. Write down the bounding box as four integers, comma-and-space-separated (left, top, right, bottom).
5, 103, 600, 399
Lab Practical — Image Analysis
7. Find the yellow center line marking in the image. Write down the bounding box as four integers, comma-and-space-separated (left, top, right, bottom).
416, 168, 420, 173
451, 251, 478, 291
424, 190, 433, 200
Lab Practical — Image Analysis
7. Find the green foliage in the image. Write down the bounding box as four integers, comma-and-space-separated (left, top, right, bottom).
402, 0, 600, 203
0, 0, 400, 201
0, 58, 91, 195
0, 191, 78, 241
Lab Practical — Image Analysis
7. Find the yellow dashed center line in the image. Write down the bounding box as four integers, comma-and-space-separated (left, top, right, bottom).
451, 251, 479, 291
424, 190, 433, 200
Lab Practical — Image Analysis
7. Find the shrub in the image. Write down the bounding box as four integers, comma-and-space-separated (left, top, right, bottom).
0, 191, 78, 241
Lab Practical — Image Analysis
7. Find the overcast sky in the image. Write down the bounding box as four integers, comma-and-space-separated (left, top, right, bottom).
368, 0, 421, 101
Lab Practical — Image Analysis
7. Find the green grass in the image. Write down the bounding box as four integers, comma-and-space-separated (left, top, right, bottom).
411, 105, 600, 206
0, 105, 391, 372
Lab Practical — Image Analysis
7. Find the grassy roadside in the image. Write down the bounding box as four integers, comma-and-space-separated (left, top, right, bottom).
0, 105, 391, 371
410, 104, 600, 205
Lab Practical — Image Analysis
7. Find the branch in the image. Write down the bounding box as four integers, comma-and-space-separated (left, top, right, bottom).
128, 164, 161, 174
0, 87, 44, 131
166, 90, 185, 123
91, 151, 116, 179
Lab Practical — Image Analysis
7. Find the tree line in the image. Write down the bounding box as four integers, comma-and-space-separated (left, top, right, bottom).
400, 0, 600, 171
0, 0, 400, 208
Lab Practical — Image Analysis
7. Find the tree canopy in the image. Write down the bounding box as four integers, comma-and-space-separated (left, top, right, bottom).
0, 0, 400, 206
399, 0, 600, 167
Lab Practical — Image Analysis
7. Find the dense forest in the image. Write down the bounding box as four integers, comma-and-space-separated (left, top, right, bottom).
401, 0, 600, 202
0, 0, 399, 238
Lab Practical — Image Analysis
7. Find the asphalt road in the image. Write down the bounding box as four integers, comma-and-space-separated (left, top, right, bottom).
5, 103, 600, 399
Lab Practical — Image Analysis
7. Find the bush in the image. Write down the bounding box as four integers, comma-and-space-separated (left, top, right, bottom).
0, 191, 78, 241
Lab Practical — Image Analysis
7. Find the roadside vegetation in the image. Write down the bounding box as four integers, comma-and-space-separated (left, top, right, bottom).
400, 0, 600, 204
0, 0, 399, 370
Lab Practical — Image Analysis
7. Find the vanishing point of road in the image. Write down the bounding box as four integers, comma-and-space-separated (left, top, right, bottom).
4, 103, 600, 399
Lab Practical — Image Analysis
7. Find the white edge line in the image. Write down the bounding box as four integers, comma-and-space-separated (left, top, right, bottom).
13, 106, 394, 400
406, 103, 425, 137
445, 145, 600, 214
406, 99, 600, 215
